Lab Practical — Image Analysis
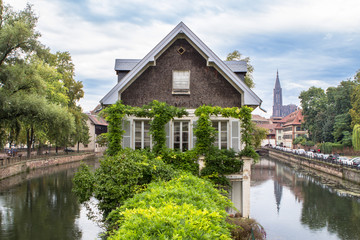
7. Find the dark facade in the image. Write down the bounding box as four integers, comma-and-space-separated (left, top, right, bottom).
272, 71, 297, 117
121, 38, 243, 108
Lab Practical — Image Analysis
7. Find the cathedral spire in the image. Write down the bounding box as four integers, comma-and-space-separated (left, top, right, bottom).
275, 69, 281, 89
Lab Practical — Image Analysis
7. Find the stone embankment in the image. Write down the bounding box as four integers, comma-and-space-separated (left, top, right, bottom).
262, 148, 360, 184
0, 152, 97, 180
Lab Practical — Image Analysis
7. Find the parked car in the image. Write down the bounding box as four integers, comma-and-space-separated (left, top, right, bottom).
350, 157, 360, 167
322, 154, 330, 160
306, 151, 314, 158
64, 148, 75, 153
337, 157, 352, 165
296, 149, 306, 155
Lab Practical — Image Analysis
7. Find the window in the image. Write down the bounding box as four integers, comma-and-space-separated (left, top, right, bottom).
172, 70, 190, 94
212, 121, 228, 149
134, 120, 151, 149
173, 121, 189, 151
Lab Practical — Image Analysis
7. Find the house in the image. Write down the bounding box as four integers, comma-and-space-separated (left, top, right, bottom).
101, 22, 261, 153
100, 22, 262, 217
77, 114, 108, 153
275, 109, 307, 148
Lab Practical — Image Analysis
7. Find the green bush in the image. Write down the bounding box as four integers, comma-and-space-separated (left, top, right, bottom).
160, 148, 199, 175
201, 147, 243, 186
107, 173, 233, 239
72, 148, 175, 216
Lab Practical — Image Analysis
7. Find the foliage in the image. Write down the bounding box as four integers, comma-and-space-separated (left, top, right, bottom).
201, 147, 243, 186
0, 2, 87, 152
300, 78, 358, 147
100, 101, 128, 156
135, 100, 188, 154
293, 136, 307, 145
106, 173, 233, 239
226, 50, 255, 89
194, 105, 259, 161
101, 100, 187, 156
159, 148, 199, 175
252, 124, 268, 149
319, 142, 333, 154
72, 148, 175, 216
352, 124, 360, 151
72, 164, 95, 203
299, 87, 327, 143
350, 70, 360, 127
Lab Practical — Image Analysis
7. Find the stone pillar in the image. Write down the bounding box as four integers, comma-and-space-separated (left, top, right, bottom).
198, 155, 205, 175
241, 157, 253, 218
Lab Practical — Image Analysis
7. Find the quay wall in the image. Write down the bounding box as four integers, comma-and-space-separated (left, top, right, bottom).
266, 149, 360, 184
0, 153, 97, 180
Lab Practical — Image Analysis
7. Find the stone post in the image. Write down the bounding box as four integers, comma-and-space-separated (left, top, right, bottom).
241, 156, 253, 218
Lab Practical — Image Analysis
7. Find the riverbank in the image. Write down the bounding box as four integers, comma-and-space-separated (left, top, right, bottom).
0, 152, 100, 180
263, 148, 360, 185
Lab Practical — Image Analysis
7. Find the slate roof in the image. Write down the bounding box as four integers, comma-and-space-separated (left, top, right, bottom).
224, 60, 247, 72
88, 114, 108, 126
101, 22, 262, 107
115, 59, 141, 71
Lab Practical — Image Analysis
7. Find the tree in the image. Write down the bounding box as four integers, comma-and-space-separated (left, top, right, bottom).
299, 87, 327, 143
226, 50, 255, 88
350, 70, 360, 127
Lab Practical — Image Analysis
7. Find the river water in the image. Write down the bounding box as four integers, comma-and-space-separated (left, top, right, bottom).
1, 156, 360, 239
0, 157, 103, 240
251, 157, 360, 240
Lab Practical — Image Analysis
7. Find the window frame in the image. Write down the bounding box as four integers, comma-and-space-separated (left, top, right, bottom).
134, 120, 152, 149
212, 120, 229, 150
172, 120, 190, 152
172, 70, 190, 94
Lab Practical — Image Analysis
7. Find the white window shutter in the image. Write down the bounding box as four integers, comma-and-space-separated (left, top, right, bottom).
231, 120, 240, 152
192, 120, 197, 149
122, 120, 131, 148
165, 122, 170, 148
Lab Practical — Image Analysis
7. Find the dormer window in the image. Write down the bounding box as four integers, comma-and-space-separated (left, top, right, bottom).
172, 70, 190, 94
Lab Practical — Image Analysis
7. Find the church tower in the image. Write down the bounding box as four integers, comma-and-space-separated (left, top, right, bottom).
272, 70, 283, 117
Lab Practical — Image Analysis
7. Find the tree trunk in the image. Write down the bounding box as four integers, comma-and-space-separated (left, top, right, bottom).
77, 141, 80, 153
26, 126, 34, 159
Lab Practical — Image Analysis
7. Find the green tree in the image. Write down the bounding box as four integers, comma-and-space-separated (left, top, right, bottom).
226, 50, 255, 88
350, 70, 360, 127
299, 87, 327, 143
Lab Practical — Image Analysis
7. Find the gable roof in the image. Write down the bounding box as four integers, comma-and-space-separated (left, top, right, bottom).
281, 109, 303, 127
101, 22, 262, 107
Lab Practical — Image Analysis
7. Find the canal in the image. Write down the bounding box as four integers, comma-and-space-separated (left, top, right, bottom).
0, 157, 103, 240
1, 155, 360, 239
251, 157, 360, 240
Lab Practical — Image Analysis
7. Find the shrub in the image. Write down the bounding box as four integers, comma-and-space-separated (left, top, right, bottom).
201, 147, 243, 186
160, 148, 199, 175
106, 173, 234, 239
72, 148, 175, 216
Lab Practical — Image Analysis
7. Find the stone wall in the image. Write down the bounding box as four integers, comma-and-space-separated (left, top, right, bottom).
0, 153, 96, 180
268, 149, 360, 184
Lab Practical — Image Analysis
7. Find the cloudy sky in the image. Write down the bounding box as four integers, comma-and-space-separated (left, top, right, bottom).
7, 0, 360, 117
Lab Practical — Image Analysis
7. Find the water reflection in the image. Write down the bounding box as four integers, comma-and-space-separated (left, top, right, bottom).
251, 157, 360, 240
0, 157, 101, 240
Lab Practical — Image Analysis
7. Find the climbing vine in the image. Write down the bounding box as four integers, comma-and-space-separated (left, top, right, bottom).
194, 105, 259, 160
101, 100, 188, 155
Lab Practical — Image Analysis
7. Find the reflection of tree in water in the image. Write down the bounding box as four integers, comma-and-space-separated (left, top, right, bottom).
1, 171, 82, 240
300, 180, 360, 240
274, 180, 283, 214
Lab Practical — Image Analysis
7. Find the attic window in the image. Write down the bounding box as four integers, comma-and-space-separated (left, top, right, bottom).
172, 70, 190, 94
177, 47, 186, 55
